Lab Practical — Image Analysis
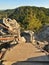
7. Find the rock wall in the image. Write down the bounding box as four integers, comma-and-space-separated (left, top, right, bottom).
37, 25, 49, 42
3, 18, 20, 35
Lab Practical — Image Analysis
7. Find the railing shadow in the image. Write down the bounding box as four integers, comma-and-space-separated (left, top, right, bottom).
12, 55, 49, 65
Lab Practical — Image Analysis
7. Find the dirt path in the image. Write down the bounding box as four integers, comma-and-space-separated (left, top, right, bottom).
2, 42, 46, 65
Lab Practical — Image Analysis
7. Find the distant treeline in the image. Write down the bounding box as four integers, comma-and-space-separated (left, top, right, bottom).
0, 6, 49, 32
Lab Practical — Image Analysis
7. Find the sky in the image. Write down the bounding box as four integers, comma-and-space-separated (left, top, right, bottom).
0, 0, 49, 10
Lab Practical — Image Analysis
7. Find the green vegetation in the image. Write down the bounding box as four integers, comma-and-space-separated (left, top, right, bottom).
0, 6, 49, 32
0, 9, 15, 19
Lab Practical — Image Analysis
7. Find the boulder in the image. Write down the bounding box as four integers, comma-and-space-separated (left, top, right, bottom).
20, 37, 26, 43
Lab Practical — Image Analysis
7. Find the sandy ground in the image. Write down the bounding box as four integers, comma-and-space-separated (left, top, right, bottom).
1, 42, 46, 65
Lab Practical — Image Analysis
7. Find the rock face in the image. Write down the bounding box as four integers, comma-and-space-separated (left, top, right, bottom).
0, 18, 21, 46
37, 25, 49, 42
21, 31, 34, 43
3, 18, 20, 35
0, 18, 20, 39
35, 25, 49, 52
